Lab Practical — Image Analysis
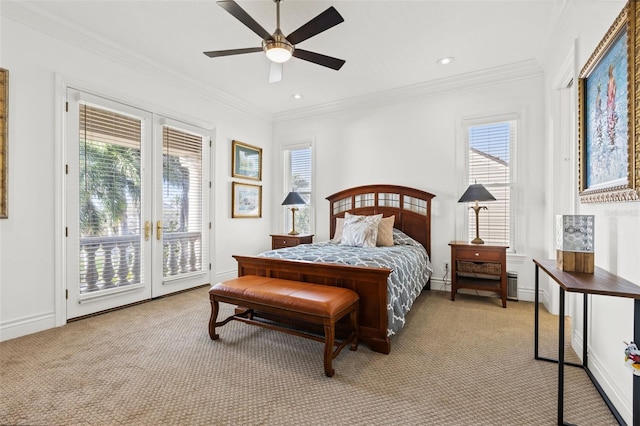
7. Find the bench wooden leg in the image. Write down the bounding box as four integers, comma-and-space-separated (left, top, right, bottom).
209, 298, 220, 340
323, 321, 335, 377
350, 305, 358, 351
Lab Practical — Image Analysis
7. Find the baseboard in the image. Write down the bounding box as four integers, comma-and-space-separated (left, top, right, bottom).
570, 317, 632, 423
428, 279, 545, 304
429, 278, 451, 292
0, 311, 57, 342
2, 272, 238, 343
586, 343, 633, 424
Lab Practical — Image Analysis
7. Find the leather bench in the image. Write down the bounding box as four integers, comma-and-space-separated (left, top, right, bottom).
209, 275, 359, 377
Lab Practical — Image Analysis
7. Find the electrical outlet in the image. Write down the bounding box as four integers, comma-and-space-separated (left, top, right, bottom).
444, 261, 449, 271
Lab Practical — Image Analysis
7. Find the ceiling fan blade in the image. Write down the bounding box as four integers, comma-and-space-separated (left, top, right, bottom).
203, 47, 263, 58
269, 62, 283, 83
217, 0, 272, 41
293, 49, 345, 71
286, 6, 344, 45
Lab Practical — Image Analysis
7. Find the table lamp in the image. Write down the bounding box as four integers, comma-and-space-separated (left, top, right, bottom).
282, 191, 306, 235
458, 182, 496, 244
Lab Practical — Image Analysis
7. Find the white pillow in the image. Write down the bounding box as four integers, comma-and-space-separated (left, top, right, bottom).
340, 213, 382, 247
332, 217, 345, 243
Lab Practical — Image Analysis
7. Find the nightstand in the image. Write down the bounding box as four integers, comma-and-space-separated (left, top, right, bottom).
270, 234, 314, 250
449, 241, 508, 308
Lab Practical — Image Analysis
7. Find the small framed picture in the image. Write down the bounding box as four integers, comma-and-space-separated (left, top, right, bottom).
232, 182, 262, 218
232, 140, 262, 181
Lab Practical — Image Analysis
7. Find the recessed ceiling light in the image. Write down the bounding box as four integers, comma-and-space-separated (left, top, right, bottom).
437, 57, 454, 65
292, 93, 303, 100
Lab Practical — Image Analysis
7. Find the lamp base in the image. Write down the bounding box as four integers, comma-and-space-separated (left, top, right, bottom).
469, 204, 487, 245
288, 207, 299, 236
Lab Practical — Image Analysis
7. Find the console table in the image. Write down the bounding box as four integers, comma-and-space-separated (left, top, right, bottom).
533, 259, 640, 426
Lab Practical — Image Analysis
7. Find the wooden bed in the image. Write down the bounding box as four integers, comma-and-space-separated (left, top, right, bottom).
233, 184, 435, 354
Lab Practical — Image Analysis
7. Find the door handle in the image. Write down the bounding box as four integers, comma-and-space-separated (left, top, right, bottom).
144, 221, 151, 241
156, 221, 162, 241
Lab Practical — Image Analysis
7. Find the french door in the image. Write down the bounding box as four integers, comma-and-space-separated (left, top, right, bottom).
65, 89, 210, 319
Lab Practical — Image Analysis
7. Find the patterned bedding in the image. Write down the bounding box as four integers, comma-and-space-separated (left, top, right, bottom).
258, 229, 433, 336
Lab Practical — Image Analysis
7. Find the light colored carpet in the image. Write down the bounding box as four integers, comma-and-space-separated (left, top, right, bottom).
0, 287, 617, 425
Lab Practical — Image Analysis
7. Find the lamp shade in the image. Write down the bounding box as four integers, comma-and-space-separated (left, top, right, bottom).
458, 182, 495, 245
282, 191, 306, 206
458, 183, 496, 203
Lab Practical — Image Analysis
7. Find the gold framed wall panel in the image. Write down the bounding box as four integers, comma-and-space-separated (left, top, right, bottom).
578, 1, 640, 203
0, 68, 7, 218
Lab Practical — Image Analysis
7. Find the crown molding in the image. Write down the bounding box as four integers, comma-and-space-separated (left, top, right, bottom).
2, 1, 545, 125
1, 1, 273, 123
273, 59, 544, 123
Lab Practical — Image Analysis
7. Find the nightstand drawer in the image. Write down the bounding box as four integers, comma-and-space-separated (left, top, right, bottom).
270, 234, 314, 250
457, 260, 502, 276
273, 236, 300, 248
455, 248, 502, 262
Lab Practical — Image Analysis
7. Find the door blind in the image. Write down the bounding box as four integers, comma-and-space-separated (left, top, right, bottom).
78, 103, 143, 293
162, 125, 204, 277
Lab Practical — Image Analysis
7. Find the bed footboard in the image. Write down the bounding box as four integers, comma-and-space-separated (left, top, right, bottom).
233, 255, 392, 354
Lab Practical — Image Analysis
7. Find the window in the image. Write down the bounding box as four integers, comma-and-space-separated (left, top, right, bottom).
282, 142, 312, 234
464, 118, 517, 248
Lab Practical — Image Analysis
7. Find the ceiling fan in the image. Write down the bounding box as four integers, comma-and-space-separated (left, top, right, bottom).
204, 0, 345, 83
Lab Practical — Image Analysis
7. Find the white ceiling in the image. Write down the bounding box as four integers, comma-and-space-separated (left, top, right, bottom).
4, 1, 565, 117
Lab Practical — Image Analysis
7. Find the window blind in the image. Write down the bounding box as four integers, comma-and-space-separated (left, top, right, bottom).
467, 121, 515, 246
80, 104, 141, 149
78, 103, 143, 292
283, 144, 312, 234
162, 125, 204, 277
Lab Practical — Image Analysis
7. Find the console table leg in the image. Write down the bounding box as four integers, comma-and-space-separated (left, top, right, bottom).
583, 294, 588, 368
558, 287, 565, 426
634, 299, 640, 424
535, 265, 540, 359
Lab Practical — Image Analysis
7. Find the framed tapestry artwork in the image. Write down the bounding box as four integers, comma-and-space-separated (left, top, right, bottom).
232, 140, 262, 181
232, 182, 262, 218
578, 0, 639, 203
0, 68, 7, 218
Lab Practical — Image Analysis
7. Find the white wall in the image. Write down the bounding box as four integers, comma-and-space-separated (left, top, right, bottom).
541, 0, 638, 422
0, 16, 273, 340
3, 0, 638, 421
272, 74, 547, 299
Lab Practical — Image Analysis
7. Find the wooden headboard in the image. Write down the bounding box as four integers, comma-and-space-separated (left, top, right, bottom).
326, 185, 436, 255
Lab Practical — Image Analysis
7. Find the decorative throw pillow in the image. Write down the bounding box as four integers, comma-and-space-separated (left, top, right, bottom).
332, 217, 345, 243
376, 215, 395, 247
340, 213, 382, 247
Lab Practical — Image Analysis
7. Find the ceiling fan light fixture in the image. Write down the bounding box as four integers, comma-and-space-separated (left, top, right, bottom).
264, 41, 294, 63
206, 0, 346, 80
